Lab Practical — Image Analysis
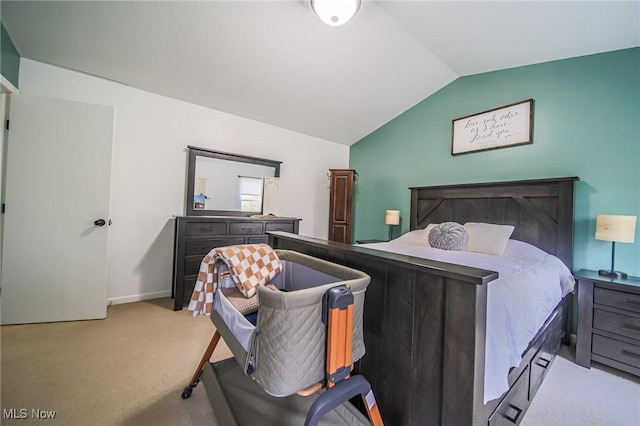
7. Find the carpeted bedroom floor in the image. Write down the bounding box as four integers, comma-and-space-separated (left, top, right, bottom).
1, 298, 638, 425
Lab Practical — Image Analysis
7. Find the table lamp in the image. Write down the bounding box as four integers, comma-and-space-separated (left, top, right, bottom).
595, 214, 637, 279
385, 210, 400, 241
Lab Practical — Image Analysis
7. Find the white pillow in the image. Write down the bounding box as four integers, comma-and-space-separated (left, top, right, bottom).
392, 229, 429, 245
463, 222, 515, 256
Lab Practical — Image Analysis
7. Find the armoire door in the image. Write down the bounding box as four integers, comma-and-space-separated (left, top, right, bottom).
1, 94, 114, 324
328, 169, 355, 244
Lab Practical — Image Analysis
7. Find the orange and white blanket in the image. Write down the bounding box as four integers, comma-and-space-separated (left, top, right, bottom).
188, 244, 282, 317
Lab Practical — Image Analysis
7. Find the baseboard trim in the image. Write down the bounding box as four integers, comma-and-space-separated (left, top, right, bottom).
108, 290, 172, 305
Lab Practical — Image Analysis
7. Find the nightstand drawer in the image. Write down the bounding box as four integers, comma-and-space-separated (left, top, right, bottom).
592, 334, 640, 368
593, 309, 640, 341
594, 288, 640, 314
229, 222, 263, 235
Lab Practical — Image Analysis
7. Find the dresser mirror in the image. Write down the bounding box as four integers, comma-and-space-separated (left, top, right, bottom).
186, 146, 281, 216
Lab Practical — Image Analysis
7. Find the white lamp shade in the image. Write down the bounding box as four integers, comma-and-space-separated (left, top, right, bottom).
595, 215, 637, 243
385, 210, 400, 226
311, 0, 361, 26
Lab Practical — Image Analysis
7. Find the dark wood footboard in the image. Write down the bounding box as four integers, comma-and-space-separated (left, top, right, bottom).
269, 232, 496, 425
269, 232, 568, 426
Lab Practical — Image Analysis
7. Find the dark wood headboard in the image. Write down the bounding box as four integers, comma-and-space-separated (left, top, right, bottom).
410, 177, 578, 269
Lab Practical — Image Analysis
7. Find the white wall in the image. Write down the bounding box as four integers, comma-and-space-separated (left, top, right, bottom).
17, 58, 349, 304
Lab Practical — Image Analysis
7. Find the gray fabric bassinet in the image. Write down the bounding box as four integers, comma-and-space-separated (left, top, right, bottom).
197, 249, 375, 425
210, 249, 369, 397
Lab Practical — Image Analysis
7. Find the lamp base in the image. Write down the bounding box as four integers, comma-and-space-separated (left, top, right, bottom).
598, 269, 628, 280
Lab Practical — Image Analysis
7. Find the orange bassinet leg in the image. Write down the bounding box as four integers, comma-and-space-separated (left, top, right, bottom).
311, 285, 384, 426
181, 330, 221, 399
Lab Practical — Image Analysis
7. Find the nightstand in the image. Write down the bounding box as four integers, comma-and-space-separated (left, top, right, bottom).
575, 269, 640, 377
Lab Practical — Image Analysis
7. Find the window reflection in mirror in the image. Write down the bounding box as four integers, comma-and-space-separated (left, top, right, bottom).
194, 156, 275, 212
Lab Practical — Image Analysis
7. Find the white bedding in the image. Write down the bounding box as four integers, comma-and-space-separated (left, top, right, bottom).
359, 236, 575, 404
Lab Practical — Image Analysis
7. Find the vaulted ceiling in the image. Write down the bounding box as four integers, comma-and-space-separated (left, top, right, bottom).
2, 1, 638, 145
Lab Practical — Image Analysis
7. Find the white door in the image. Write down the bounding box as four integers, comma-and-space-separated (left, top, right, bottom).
1, 94, 114, 324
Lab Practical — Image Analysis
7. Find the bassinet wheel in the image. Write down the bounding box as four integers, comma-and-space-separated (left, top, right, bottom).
181, 386, 193, 399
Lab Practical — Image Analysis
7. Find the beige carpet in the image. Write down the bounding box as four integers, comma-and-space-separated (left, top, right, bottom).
2, 298, 639, 425
1, 298, 230, 426
522, 346, 640, 426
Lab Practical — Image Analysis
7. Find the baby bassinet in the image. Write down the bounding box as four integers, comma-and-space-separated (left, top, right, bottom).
182, 249, 383, 426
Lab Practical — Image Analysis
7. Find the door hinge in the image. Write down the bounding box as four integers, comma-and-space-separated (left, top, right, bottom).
5, 119, 9, 130
1, 203, 4, 214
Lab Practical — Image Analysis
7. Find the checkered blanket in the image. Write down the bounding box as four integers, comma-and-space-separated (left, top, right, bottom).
187, 244, 282, 317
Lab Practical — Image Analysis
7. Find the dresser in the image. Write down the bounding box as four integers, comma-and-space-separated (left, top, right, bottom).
172, 216, 301, 310
575, 269, 640, 377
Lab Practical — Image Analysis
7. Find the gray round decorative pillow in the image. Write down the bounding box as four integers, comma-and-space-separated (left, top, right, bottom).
428, 222, 468, 251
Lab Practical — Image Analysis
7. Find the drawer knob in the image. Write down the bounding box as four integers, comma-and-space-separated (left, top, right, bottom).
623, 298, 640, 307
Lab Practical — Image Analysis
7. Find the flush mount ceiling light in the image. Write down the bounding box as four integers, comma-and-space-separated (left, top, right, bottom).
311, 0, 361, 26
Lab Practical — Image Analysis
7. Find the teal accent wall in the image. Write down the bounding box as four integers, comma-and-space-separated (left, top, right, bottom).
1, 22, 20, 88
350, 48, 640, 277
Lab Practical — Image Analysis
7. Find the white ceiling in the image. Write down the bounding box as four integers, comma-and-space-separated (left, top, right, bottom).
2, 1, 639, 145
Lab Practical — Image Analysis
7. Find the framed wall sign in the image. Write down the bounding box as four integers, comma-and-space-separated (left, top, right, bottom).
451, 99, 533, 155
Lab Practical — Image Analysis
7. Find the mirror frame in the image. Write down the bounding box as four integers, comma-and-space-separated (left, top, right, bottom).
185, 146, 282, 216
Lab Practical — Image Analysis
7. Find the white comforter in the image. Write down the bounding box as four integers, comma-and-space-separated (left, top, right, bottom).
359, 238, 575, 404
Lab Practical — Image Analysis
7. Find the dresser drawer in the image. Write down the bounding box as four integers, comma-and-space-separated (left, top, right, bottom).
229, 222, 263, 235
184, 256, 204, 276
592, 334, 640, 368
185, 237, 245, 256
183, 276, 197, 300
265, 222, 294, 233
248, 236, 269, 244
185, 221, 227, 236
593, 309, 640, 341
594, 288, 640, 314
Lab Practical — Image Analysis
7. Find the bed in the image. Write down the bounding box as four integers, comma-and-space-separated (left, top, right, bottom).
268, 176, 578, 426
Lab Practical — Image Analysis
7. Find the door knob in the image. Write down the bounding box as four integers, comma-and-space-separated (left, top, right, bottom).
94, 219, 106, 227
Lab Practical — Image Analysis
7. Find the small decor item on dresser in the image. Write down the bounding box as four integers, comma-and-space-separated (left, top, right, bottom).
595, 214, 637, 279
428, 222, 468, 251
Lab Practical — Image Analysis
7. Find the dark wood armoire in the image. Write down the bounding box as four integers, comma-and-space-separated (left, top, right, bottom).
328, 169, 356, 243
